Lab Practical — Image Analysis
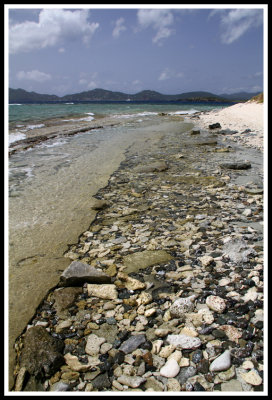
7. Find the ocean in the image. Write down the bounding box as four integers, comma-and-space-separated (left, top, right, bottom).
8, 101, 232, 369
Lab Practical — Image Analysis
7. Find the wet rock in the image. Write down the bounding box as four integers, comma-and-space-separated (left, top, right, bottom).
20, 326, 64, 379
133, 161, 168, 173
220, 161, 251, 170
176, 366, 197, 385
209, 123, 221, 129
60, 261, 111, 286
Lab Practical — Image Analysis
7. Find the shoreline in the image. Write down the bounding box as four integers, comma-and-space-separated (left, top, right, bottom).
9, 112, 264, 393
184, 101, 264, 152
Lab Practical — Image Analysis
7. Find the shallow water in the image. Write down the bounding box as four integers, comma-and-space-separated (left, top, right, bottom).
8, 114, 193, 382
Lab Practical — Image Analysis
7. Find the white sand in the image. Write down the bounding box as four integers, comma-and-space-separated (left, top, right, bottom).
188, 101, 264, 151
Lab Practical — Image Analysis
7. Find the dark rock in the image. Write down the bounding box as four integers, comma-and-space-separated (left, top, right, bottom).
119, 334, 146, 354
91, 372, 111, 390
52, 287, 82, 317
176, 366, 197, 385
209, 123, 221, 129
20, 326, 64, 379
59, 261, 111, 286
197, 359, 210, 374
193, 382, 206, 391
220, 161, 251, 170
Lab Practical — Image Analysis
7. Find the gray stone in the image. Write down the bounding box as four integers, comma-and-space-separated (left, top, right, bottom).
134, 161, 168, 173
176, 366, 197, 385
20, 326, 64, 379
59, 261, 111, 286
91, 372, 111, 390
50, 381, 71, 391
119, 334, 146, 354
209, 350, 232, 372
117, 374, 146, 388
169, 295, 196, 318
166, 334, 202, 350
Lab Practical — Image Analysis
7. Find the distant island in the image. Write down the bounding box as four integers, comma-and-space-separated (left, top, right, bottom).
9, 87, 262, 104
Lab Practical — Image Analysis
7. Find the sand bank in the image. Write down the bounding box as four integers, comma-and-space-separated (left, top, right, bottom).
187, 101, 264, 151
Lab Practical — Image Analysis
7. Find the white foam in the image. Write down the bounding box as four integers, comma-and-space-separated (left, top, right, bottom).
169, 109, 199, 115
114, 111, 158, 119
9, 133, 26, 145
26, 124, 45, 130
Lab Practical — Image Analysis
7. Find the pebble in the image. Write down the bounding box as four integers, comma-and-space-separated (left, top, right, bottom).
13, 121, 264, 393
209, 350, 232, 372
160, 359, 180, 378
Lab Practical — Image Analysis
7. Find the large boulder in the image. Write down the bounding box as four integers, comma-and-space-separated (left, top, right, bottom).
20, 326, 64, 379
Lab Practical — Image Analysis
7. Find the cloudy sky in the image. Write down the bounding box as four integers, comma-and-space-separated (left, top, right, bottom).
7, 5, 265, 96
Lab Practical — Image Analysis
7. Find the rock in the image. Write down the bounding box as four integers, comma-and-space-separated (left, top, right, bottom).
85, 334, 106, 356
220, 161, 251, 170
241, 369, 263, 386
219, 325, 242, 343
199, 255, 214, 267
209, 350, 231, 372
116, 272, 146, 291
169, 295, 196, 318
64, 353, 94, 372
92, 372, 111, 389
119, 334, 146, 354
206, 295, 226, 313
134, 161, 168, 173
91, 199, 109, 210
176, 366, 197, 385
209, 123, 221, 129
166, 334, 202, 350
221, 379, 243, 391
50, 381, 71, 391
117, 374, 146, 388
52, 287, 82, 317
87, 284, 118, 299
160, 358, 180, 378
191, 129, 200, 135
122, 250, 173, 273
222, 238, 256, 264
60, 261, 111, 286
20, 326, 64, 378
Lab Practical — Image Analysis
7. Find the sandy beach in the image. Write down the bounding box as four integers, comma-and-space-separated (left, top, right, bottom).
186, 101, 264, 151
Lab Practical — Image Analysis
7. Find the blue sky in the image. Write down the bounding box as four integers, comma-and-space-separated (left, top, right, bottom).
7, 5, 265, 96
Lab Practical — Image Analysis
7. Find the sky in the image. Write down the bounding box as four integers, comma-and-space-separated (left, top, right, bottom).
6, 5, 266, 96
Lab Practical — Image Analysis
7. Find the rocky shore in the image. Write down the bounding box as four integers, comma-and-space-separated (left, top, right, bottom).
12, 123, 264, 393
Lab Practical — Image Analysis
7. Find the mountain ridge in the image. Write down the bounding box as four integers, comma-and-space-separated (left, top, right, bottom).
9, 87, 261, 103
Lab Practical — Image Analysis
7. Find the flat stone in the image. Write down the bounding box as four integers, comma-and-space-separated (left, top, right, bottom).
221, 379, 243, 391
241, 369, 263, 386
64, 353, 94, 372
52, 287, 82, 317
133, 161, 168, 173
119, 334, 146, 354
92, 372, 111, 389
117, 374, 146, 388
122, 250, 173, 274
87, 284, 118, 300
160, 358, 180, 378
60, 261, 111, 286
199, 255, 214, 267
209, 350, 231, 372
166, 334, 202, 350
91, 199, 109, 210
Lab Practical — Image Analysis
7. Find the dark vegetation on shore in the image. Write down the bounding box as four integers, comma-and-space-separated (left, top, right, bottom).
9, 88, 262, 104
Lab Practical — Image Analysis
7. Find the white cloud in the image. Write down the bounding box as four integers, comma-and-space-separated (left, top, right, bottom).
112, 17, 126, 38
9, 9, 99, 54
209, 8, 263, 44
16, 70, 52, 82
158, 68, 184, 81
137, 9, 174, 44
